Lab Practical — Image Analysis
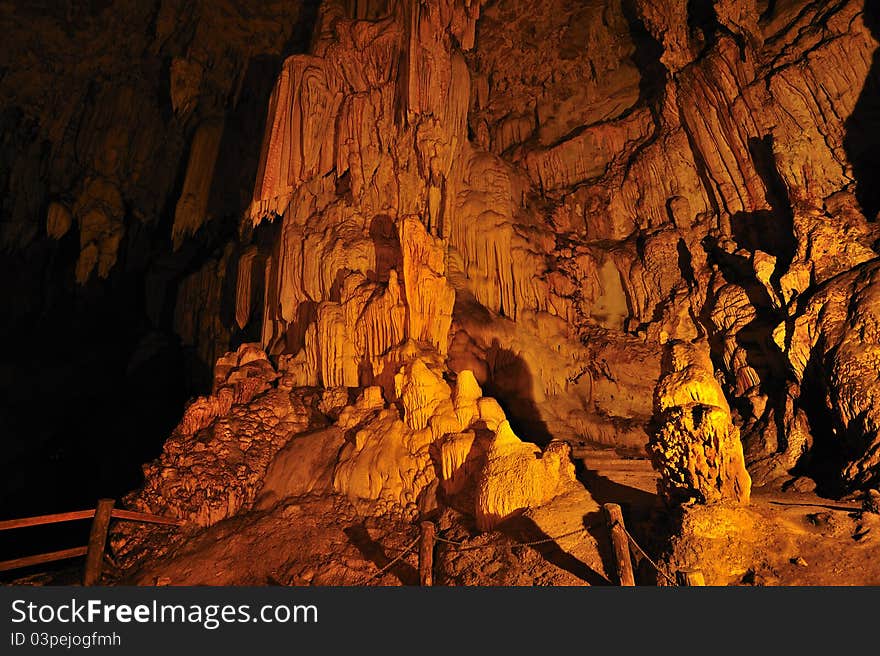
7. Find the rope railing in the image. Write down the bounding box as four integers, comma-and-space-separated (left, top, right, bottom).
616, 521, 678, 586
362, 524, 595, 583
434, 525, 595, 552
363, 536, 421, 583
362, 503, 703, 587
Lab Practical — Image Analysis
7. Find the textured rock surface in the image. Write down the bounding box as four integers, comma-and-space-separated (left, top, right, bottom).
650, 341, 751, 505
131, 341, 589, 531
10, 0, 880, 585
780, 260, 880, 489
128, 344, 322, 526
125, 0, 880, 534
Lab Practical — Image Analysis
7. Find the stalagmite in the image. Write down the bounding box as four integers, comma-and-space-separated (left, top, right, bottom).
475, 423, 580, 531
650, 340, 751, 506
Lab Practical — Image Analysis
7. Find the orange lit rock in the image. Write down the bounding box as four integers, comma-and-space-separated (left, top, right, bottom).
650, 341, 751, 505
255, 427, 345, 508
475, 423, 582, 530
523, 109, 654, 192
129, 344, 315, 526
782, 261, 880, 488
46, 202, 72, 239
35, 0, 880, 587
399, 216, 456, 354
394, 358, 451, 432
172, 118, 225, 250
322, 356, 594, 524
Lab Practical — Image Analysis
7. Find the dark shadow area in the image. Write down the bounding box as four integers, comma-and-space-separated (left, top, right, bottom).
700, 216, 794, 471
729, 211, 793, 283
687, 0, 748, 59
844, 0, 880, 221
760, 0, 778, 23
283, 302, 318, 355
687, 0, 721, 54
621, 0, 667, 110
150, 210, 243, 392
495, 514, 611, 586
572, 454, 673, 586
343, 524, 418, 586
790, 349, 849, 498
482, 340, 553, 446
282, 0, 323, 54
368, 214, 402, 283
207, 57, 286, 224
0, 232, 189, 578
677, 237, 696, 288
574, 457, 659, 516
738, 135, 797, 278
0, 555, 90, 586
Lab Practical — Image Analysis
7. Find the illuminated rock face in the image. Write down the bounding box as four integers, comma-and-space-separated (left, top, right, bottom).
474, 425, 581, 531
132, 343, 583, 528
650, 341, 751, 505
330, 357, 583, 527
130, 344, 315, 526
780, 261, 880, 489
15, 0, 880, 529
248, 1, 482, 385
127, 0, 880, 522
242, 0, 671, 456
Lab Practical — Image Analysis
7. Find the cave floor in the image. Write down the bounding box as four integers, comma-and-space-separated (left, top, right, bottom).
729, 488, 878, 586
7, 450, 879, 587
108, 493, 610, 587
574, 444, 879, 586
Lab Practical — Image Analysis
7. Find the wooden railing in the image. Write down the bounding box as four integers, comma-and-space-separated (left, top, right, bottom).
0, 499, 183, 585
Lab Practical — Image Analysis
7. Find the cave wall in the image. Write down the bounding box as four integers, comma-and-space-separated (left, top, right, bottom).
0, 0, 315, 515
5, 0, 880, 517
233, 0, 880, 489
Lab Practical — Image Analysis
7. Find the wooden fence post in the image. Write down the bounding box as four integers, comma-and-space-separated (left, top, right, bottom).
419, 521, 435, 586
603, 503, 635, 586
677, 569, 706, 586
83, 499, 115, 586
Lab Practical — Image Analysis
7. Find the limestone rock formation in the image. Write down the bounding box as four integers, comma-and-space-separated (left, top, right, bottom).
255, 427, 345, 508
132, 340, 589, 531
126, 0, 880, 532
475, 425, 580, 531
330, 357, 587, 525
650, 341, 751, 505
780, 261, 880, 489
13, 0, 880, 587
129, 344, 319, 526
